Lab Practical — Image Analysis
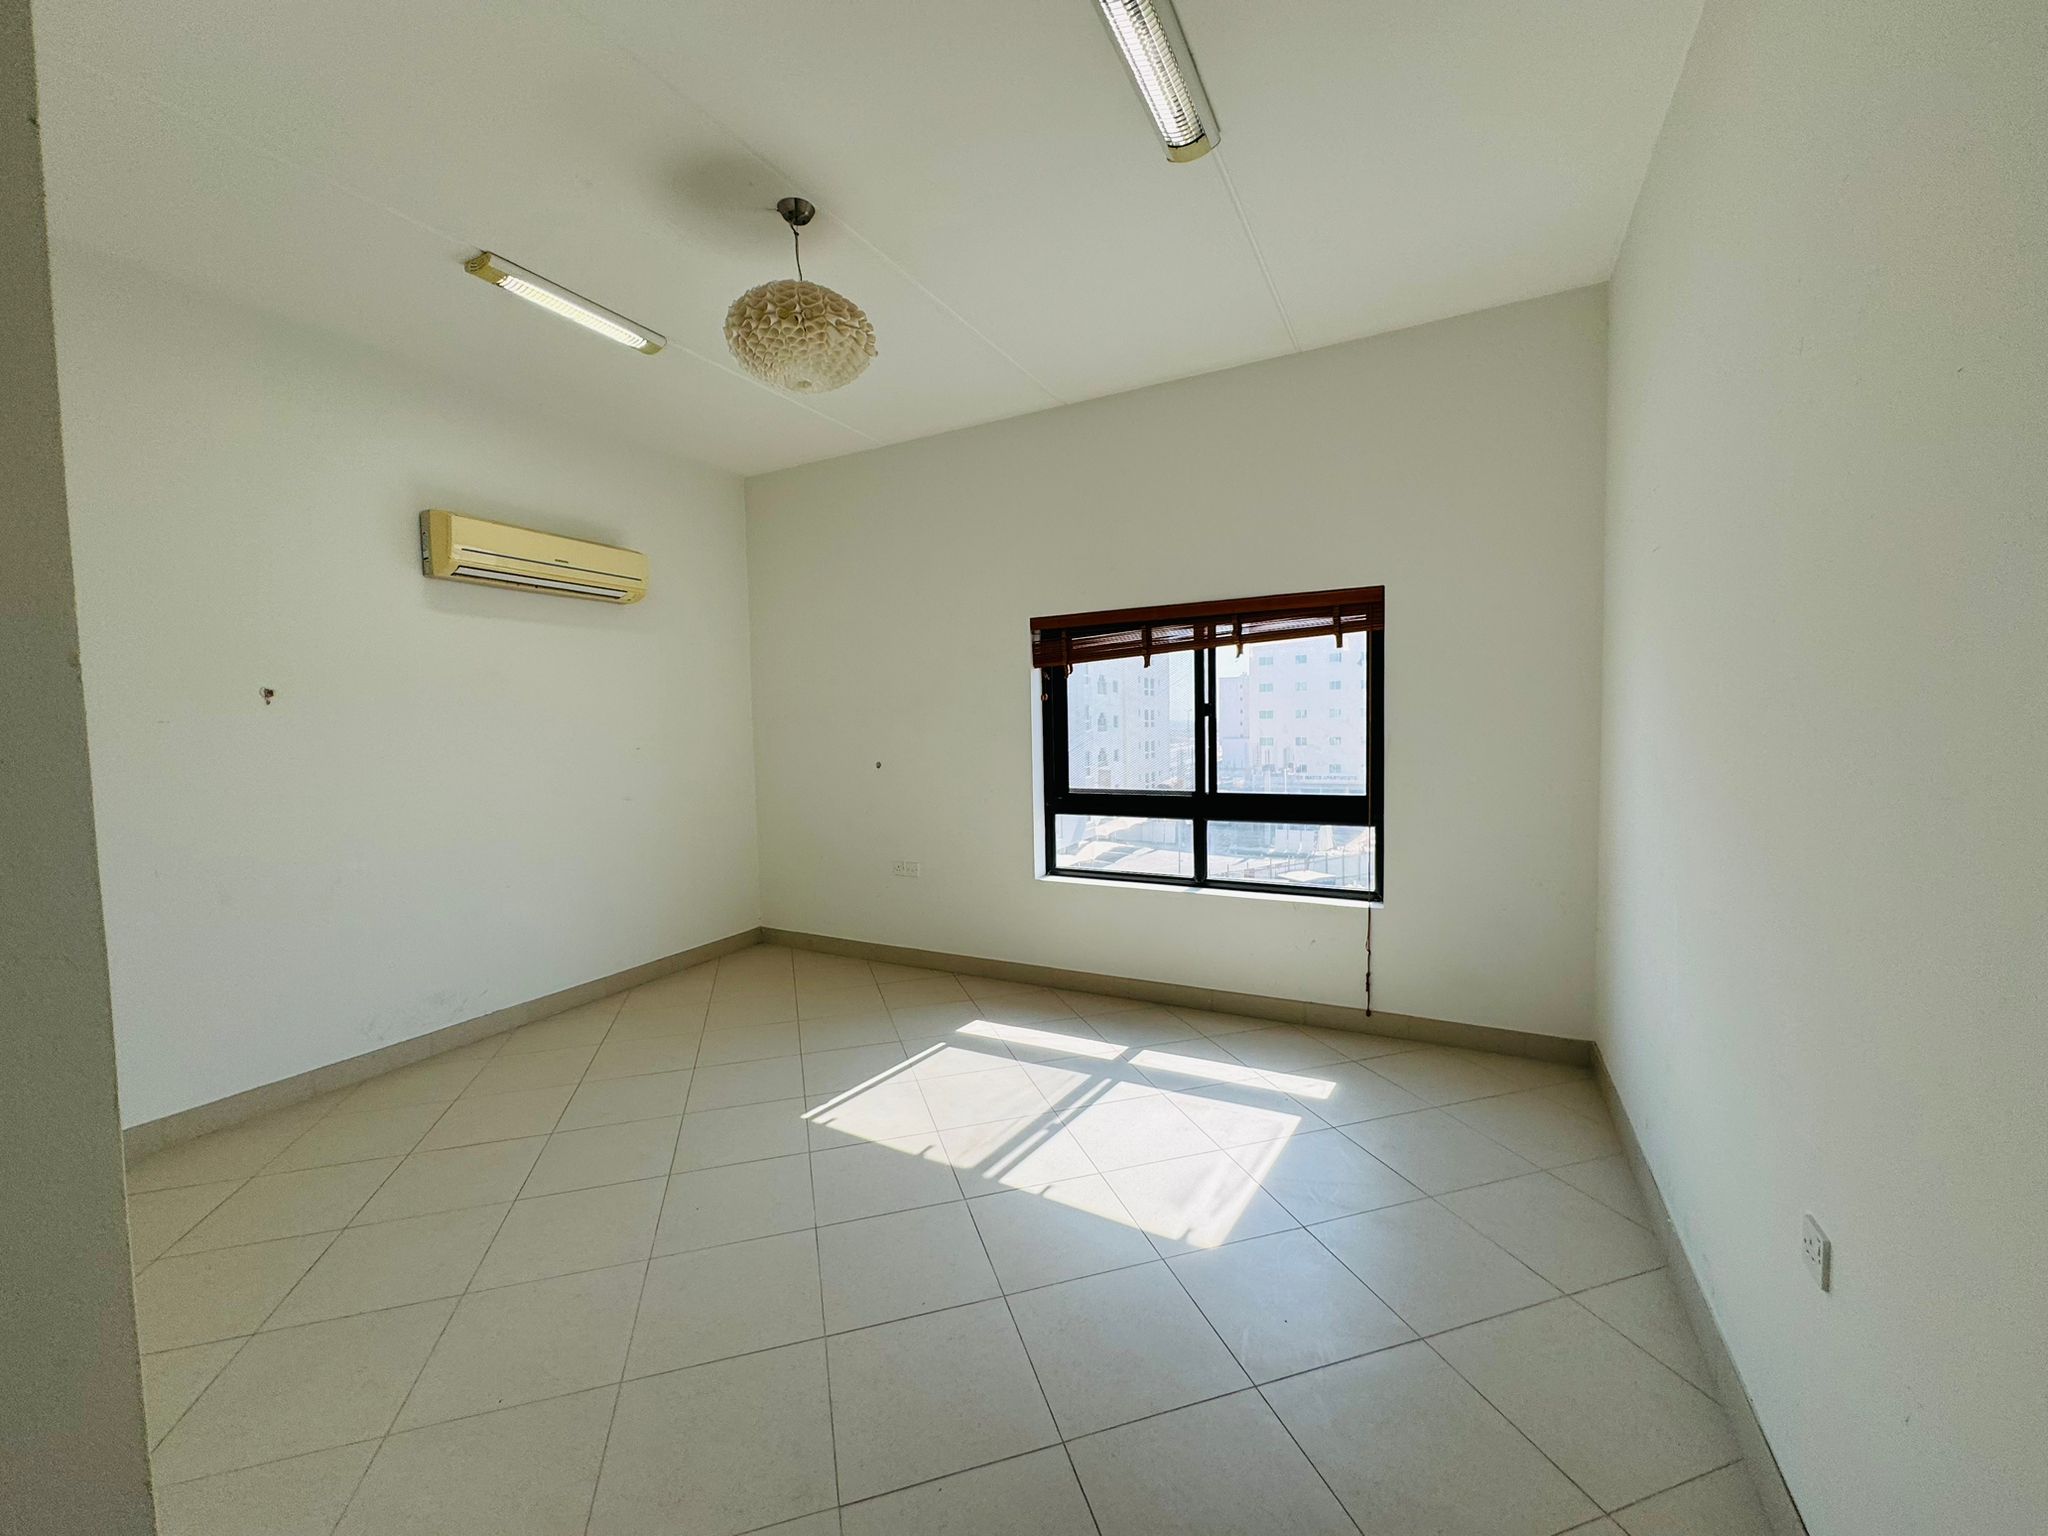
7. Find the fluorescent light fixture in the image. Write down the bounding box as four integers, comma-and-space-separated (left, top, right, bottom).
1093, 0, 1219, 162
463, 252, 664, 354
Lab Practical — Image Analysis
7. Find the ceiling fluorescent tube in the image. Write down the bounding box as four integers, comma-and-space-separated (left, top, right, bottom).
464, 252, 665, 354
1094, 0, 1219, 162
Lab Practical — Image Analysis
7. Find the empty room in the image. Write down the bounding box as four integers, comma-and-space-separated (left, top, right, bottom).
4, 0, 2041, 1533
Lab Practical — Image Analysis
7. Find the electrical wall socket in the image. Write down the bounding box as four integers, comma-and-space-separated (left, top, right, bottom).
1801, 1213, 1832, 1292
892, 860, 921, 879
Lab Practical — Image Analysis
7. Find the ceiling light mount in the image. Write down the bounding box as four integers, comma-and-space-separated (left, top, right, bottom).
1093, 0, 1219, 163
724, 196, 877, 394
464, 252, 663, 354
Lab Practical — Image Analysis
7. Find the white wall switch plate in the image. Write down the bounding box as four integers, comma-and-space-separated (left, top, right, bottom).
1801, 1213, 1832, 1292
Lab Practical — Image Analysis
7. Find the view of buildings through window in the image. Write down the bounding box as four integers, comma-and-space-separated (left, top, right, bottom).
1054, 635, 1376, 892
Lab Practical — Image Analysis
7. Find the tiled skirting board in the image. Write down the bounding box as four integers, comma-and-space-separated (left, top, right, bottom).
762, 926, 1592, 1066
1593, 1046, 1811, 1536
122, 927, 764, 1165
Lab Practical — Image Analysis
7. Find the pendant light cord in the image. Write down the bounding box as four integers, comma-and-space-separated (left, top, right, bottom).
791, 224, 804, 282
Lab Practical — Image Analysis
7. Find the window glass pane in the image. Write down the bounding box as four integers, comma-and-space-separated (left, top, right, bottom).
1054, 815, 1194, 879
1064, 651, 1195, 791
1209, 822, 1376, 893
1213, 637, 1367, 793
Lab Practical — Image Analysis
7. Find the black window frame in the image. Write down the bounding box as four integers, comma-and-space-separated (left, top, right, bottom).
1039, 627, 1383, 903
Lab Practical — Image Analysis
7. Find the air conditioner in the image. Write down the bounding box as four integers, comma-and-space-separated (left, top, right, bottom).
419, 509, 647, 604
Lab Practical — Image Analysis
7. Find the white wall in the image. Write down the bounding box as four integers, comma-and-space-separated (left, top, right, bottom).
52, 249, 761, 1128
1600, 0, 2047, 1530
748, 289, 1607, 1037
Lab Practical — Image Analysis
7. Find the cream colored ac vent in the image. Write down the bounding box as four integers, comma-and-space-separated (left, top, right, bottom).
421, 509, 646, 604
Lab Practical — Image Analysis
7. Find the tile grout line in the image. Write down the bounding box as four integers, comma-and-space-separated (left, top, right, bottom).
328, 975, 654, 1534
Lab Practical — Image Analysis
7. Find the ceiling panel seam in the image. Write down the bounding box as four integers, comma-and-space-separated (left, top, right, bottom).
1210, 149, 1300, 352
551, 0, 1070, 409
37, 45, 879, 446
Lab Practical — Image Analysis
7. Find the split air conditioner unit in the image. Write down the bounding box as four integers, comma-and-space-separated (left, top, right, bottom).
419, 509, 647, 604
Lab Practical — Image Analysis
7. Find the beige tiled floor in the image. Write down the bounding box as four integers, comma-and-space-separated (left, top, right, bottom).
129, 944, 1771, 1535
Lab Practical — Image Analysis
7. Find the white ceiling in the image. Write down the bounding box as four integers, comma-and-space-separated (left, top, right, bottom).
32, 0, 1699, 477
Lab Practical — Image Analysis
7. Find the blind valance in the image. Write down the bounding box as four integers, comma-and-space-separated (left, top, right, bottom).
1030, 586, 1384, 670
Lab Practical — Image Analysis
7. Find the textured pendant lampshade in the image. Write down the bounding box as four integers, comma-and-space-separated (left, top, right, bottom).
725, 198, 877, 393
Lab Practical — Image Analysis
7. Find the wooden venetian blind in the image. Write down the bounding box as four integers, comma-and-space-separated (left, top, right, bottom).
1030, 586, 1384, 670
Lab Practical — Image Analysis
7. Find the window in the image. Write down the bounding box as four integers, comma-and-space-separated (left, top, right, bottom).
1032, 586, 1382, 900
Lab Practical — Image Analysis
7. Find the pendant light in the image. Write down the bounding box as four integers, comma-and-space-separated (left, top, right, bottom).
724, 197, 877, 393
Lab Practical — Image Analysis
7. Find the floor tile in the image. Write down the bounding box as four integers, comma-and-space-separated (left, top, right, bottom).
881, 977, 971, 1010
889, 1000, 985, 1037
1061, 1094, 1216, 1172
152, 1299, 453, 1482
912, 1063, 1044, 1131
969, 1175, 1156, 1292
459, 1046, 596, 1099
337, 1057, 489, 1115
826, 1300, 1057, 1503
688, 1055, 807, 1110
134, 1233, 333, 1351
556, 1069, 694, 1131
802, 1041, 910, 1096
791, 951, 877, 986
167, 1159, 399, 1253
1432, 1299, 1738, 1510
523, 1116, 680, 1196
587, 1033, 702, 1082
1576, 1271, 1715, 1394
1069, 1390, 1357, 1536
1161, 1083, 1321, 1149
1295, 1025, 1421, 1060
128, 1102, 337, 1193
841, 1445, 1096, 1536
265, 1203, 506, 1328
153, 1443, 377, 1536
1442, 1173, 1665, 1292
141, 1338, 243, 1446
819, 1201, 1000, 1332
672, 1097, 812, 1171
1221, 1028, 1348, 1072
1615, 1464, 1772, 1535
798, 1011, 901, 1053
417, 1085, 573, 1151
351, 1137, 544, 1225
938, 1115, 1099, 1195
1361, 1046, 1522, 1106
590, 1340, 835, 1536
697, 1020, 801, 1065
806, 1075, 937, 1149
799, 983, 888, 1018
1075, 1003, 1200, 1041
1342, 1107, 1540, 1195
471, 1178, 662, 1288
127, 1180, 244, 1266
265, 1104, 444, 1174
812, 1133, 963, 1225
1168, 1007, 1271, 1038
866, 959, 947, 982
705, 991, 801, 1031
1102, 1151, 1299, 1256
496, 1002, 619, 1054
1552, 1154, 1655, 1227
1169, 1228, 1412, 1382
1228, 1127, 1419, 1223
1310, 1199, 1558, 1334
656, 1153, 815, 1253
1447, 1089, 1622, 1168
396, 1262, 641, 1428
338, 1387, 614, 1536
606, 997, 705, 1039
1267, 1340, 1599, 1536
1007, 1262, 1248, 1436
628, 1230, 823, 1377
1471, 1055, 1592, 1093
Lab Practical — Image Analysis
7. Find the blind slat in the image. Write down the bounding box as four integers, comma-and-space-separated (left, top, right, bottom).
1030, 586, 1382, 669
